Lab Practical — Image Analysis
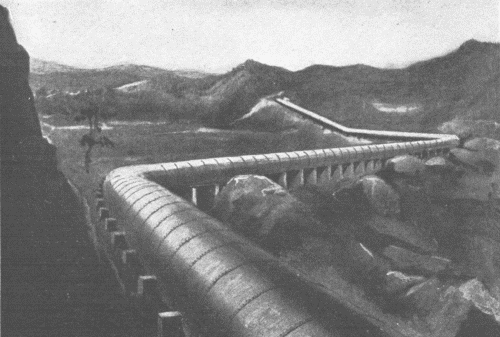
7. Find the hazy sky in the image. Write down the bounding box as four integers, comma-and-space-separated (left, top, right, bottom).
4, 0, 500, 72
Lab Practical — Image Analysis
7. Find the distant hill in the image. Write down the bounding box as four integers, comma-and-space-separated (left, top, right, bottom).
32, 40, 500, 138
30, 58, 84, 74
202, 39, 499, 136
30, 59, 214, 93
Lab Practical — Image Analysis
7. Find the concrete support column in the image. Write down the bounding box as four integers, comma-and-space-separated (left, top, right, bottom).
158, 312, 184, 337
195, 185, 219, 211
304, 168, 317, 185
353, 161, 365, 176
111, 232, 128, 250
331, 165, 343, 181
191, 187, 197, 205
121, 249, 140, 294
365, 160, 375, 173
95, 198, 105, 211
343, 163, 354, 179
121, 249, 138, 267
278, 172, 287, 189
99, 207, 109, 221
317, 166, 331, 184
105, 218, 118, 232
287, 169, 304, 189
138, 275, 158, 298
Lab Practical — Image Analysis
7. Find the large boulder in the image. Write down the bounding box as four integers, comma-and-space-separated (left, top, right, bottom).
425, 156, 454, 170
385, 155, 426, 177
212, 175, 326, 251
357, 175, 400, 216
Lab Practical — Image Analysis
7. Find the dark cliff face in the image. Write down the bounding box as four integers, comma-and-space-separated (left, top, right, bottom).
0, 5, 55, 170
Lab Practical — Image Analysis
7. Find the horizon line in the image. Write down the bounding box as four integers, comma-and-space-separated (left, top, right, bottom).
30, 38, 499, 74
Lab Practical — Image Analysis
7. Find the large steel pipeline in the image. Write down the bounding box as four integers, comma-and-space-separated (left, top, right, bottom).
102, 99, 459, 336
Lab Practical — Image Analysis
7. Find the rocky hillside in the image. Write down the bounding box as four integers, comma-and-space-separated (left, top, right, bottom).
179, 39, 499, 135
33, 39, 499, 138
211, 138, 500, 337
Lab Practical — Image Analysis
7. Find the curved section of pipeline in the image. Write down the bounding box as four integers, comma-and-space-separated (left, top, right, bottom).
103, 99, 460, 336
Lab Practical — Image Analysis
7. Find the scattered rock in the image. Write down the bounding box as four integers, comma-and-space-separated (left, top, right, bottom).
386, 155, 426, 176
358, 175, 400, 216
425, 156, 447, 167
364, 215, 438, 253
459, 278, 500, 322
383, 271, 426, 295
461, 235, 500, 301
404, 278, 446, 314
383, 245, 451, 275
425, 156, 457, 173
403, 278, 472, 337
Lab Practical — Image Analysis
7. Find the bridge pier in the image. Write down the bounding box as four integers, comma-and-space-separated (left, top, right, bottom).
278, 171, 287, 188
192, 185, 219, 211
317, 166, 331, 184
105, 218, 117, 232
365, 160, 375, 173
343, 162, 355, 178
304, 168, 318, 185
158, 312, 184, 337
353, 161, 365, 176
332, 165, 343, 181
287, 169, 304, 189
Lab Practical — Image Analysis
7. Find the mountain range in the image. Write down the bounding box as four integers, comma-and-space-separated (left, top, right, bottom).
31, 39, 500, 138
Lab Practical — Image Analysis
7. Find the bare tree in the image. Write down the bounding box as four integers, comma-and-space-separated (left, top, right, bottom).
76, 90, 114, 173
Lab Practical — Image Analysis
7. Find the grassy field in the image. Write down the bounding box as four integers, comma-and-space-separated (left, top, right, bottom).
44, 118, 351, 203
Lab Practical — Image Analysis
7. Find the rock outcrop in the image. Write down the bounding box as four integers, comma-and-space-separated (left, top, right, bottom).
213, 137, 500, 336
1, 6, 57, 178
212, 175, 328, 251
